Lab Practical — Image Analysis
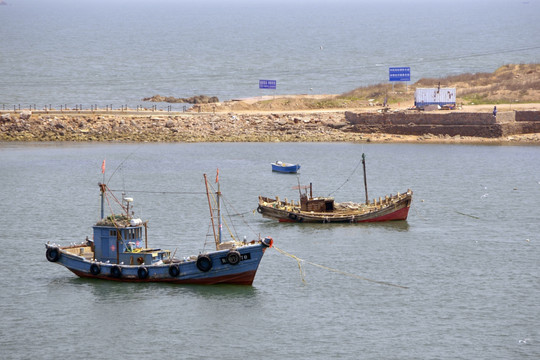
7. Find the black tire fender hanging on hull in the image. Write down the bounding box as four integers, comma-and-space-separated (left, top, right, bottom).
137, 266, 149, 279
90, 263, 101, 276
196, 254, 213, 272
46, 247, 60, 262
110, 265, 122, 278
169, 264, 180, 277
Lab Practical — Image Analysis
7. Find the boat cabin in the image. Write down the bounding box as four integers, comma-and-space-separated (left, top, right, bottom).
300, 194, 335, 212
93, 216, 170, 265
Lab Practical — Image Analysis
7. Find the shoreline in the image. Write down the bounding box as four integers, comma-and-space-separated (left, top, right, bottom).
1, 104, 540, 144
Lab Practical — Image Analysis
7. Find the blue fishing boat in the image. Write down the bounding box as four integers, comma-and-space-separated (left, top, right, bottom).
271, 161, 300, 173
45, 173, 273, 285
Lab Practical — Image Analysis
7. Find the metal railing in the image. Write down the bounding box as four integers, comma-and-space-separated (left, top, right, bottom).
1, 104, 189, 113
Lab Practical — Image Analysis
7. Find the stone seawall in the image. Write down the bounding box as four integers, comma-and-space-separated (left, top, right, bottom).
344, 110, 540, 138
0, 111, 355, 142
1, 109, 539, 143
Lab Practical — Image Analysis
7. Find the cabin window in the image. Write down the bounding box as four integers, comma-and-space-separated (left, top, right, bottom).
126, 228, 141, 240
109, 230, 117, 237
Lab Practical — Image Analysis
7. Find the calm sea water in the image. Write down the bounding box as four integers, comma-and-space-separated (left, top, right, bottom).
1, 0, 540, 109
0, 142, 538, 359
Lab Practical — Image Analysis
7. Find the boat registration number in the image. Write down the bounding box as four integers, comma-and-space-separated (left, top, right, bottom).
220, 253, 251, 264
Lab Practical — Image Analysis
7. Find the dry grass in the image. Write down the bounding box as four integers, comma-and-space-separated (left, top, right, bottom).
344, 63, 540, 105
199, 63, 540, 112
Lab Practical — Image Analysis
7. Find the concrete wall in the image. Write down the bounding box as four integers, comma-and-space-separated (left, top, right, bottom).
515, 111, 540, 122
345, 110, 540, 138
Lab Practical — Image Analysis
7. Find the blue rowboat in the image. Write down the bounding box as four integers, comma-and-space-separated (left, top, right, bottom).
271, 161, 300, 173
46, 173, 273, 285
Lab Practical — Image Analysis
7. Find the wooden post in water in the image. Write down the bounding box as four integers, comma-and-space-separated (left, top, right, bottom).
362, 153, 369, 204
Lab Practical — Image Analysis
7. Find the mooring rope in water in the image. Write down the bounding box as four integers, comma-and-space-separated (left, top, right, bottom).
411, 205, 428, 221
455, 211, 480, 219
273, 246, 409, 289
274, 246, 307, 283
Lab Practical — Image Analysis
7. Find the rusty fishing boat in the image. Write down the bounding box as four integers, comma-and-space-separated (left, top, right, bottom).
257, 154, 412, 223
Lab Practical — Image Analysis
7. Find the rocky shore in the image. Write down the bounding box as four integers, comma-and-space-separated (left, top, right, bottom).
3, 64, 539, 144
1, 106, 540, 144
0, 110, 355, 142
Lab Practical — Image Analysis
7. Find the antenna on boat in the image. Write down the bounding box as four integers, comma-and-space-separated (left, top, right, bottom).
362, 153, 369, 204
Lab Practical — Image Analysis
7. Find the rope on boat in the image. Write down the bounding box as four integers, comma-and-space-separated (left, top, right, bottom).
273, 246, 409, 289
206, 182, 238, 242
327, 156, 363, 197
109, 189, 206, 195
105, 146, 142, 185
207, 180, 262, 240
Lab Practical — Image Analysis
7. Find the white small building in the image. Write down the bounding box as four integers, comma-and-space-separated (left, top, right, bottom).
414, 88, 456, 108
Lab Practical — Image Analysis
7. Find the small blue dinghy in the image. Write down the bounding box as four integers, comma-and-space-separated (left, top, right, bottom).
271, 161, 300, 173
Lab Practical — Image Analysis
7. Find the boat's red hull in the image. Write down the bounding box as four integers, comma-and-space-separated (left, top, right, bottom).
357, 204, 410, 222
71, 268, 257, 285
277, 205, 409, 223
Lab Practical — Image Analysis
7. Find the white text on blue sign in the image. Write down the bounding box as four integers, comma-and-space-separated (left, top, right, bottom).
259, 80, 277, 89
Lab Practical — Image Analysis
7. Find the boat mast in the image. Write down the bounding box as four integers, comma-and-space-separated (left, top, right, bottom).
217, 179, 222, 244
296, 177, 302, 198
203, 174, 220, 249
99, 183, 107, 219
362, 153, 369, 204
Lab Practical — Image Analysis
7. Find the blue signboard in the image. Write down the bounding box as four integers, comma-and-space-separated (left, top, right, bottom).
389, 67, 410, 82
259, 79, 277, 89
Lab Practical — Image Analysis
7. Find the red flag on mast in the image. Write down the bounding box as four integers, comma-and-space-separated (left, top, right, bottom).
101, 159, 106, 174
215, 168, 219, 183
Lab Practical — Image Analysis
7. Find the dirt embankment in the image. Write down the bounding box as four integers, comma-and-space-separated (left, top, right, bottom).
0, 110, 361, 142
1, 106, 540, 144
1, 64, 540, 143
